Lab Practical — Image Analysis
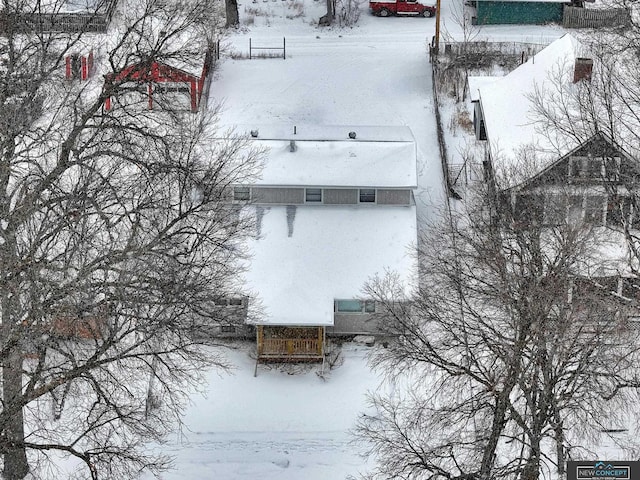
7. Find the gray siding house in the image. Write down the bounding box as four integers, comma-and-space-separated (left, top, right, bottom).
233, 125, 419, 361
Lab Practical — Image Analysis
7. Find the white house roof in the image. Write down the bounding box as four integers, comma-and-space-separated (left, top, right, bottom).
238, 124, 418, 188
467, 76, 499, 103
475, 34, 589, 185
244, 205, 418, 326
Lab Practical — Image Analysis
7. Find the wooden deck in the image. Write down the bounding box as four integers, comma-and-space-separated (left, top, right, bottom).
256, 326, 324, 362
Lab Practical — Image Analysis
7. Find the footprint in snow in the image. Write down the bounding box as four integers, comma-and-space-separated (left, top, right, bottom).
272, 458, 290, 468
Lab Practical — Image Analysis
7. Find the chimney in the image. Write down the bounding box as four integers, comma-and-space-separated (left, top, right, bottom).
250, 129, 259, 138
573, 58, 593, 83
290, 140, 296, 152
348, 131, 357, 139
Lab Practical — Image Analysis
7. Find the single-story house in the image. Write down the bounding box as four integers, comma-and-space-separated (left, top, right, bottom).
235, 125, 419, 362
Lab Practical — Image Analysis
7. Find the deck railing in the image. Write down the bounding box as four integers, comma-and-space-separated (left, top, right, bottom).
260, 338, 321, 357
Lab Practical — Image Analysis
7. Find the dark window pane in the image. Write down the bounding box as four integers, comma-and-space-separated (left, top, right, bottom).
544, 194, 567, 225
607, 195, 632, 227
514, 194, 543, 224
621, 278, 640, 300
336, 300, 363, 312
305, 188, 322, 202
359, 189, 376, 203
234, 186, 250, 201
571, 156, 602, 180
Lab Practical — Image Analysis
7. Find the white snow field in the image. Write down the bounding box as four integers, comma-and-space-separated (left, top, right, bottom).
150, 343, 383, 480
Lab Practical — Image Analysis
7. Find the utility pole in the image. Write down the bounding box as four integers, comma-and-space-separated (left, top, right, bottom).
434, 0, 441, 54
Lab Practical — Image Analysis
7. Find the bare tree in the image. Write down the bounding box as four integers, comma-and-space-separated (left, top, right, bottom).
319, 0, 336, 26
0, 0, 261, 478
355, 171, 640, 480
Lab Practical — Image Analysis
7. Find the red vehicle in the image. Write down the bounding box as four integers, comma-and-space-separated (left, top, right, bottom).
370, 0, 436, 16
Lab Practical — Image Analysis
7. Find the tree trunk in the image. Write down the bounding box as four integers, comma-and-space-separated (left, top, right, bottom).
319, 0, 335, 25
225, 0, 239, 27
2, 347, 28, 480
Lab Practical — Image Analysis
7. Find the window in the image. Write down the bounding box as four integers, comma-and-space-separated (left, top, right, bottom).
155, 85, 191, 94
359, 189, 376, 203
567, 195, 583, 224
604, 156, 621, 181
621, 277, 640, 301
584, 196, 605, 224
514, 194, 543, 226
233, 186, 250, 201
543, 194, 567, 226
606, 195, 633, 227
221, 325, 237, 334
305, 188, 322, 203
570, 156, 602, 181
213, 297, 244, 306
335, 300, 376, 313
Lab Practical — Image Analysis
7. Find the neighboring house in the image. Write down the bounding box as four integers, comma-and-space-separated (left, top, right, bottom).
470, 33, 591, 177
233, 125, 419, 362
468, 33, 640, 303
471, 0, 567, 25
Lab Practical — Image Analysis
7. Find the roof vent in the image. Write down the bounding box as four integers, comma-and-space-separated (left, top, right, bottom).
250, 129, 259, 138
290, 140, 297, 152
348, 131, 357, 139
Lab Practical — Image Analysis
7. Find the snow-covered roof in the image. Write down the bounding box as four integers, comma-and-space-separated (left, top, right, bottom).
245, 205, 418, 326
467, 76, 499, 103
476, 34, 589, 185
239, 125, 417, 188
238, 124, 416, 142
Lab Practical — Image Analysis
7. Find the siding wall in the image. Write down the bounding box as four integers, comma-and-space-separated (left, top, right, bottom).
323, 188, 358, 204
377, 189, 411, 205
243, 187, 414, 205
252, 187, 304, 204
329, 313, 380, 335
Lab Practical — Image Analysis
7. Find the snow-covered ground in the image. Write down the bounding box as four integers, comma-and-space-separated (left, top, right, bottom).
150, 342, 382, 480
146, 2, 574, 478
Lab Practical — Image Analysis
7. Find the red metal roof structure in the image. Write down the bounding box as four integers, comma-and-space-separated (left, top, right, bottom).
104, 50, 213, 112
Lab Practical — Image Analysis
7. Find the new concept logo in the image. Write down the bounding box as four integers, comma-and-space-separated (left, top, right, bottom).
567, 461, 640, 480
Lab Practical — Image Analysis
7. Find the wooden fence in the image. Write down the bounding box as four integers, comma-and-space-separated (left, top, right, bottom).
440, 41, 547, 58
1, 12, 107, 33
0, 0, 117, 34
563, 6, 631, 28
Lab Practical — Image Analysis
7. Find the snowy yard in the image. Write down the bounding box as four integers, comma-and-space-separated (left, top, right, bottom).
149, 342, 382, 480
